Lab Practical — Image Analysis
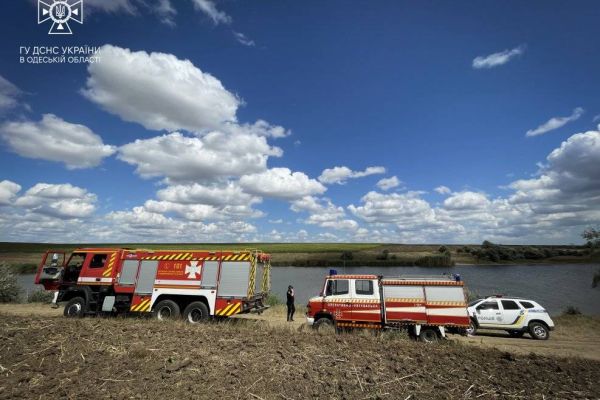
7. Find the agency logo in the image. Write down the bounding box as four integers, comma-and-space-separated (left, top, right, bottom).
38, 0, 83, 35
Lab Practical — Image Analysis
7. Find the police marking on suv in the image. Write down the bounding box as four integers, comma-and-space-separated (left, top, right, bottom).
466, 296, 554, 340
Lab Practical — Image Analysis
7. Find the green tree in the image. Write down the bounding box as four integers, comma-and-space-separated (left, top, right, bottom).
582, 228, 600, 248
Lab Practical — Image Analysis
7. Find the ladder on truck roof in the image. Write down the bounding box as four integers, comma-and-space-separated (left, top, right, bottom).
381, 274, 458, 281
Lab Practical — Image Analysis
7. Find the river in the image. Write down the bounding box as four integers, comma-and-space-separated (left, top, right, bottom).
17, 264, 600, 316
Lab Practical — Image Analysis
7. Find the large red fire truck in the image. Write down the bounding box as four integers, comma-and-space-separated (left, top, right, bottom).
34, 248, 271, 322
306, 273, 470, 341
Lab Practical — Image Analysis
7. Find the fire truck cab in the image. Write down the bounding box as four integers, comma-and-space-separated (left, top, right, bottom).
35, 248, 271, 322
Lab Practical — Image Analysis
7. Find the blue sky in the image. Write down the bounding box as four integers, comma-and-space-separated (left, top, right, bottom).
0, 0, 599, 244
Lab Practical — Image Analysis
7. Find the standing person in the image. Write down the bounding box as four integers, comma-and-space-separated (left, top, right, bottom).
286, 285, 295, 322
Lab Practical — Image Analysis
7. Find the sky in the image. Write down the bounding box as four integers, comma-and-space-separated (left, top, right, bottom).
0, 0, 599, 244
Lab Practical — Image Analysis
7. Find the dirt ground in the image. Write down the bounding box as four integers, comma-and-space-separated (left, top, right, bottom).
1, 304, 599, 399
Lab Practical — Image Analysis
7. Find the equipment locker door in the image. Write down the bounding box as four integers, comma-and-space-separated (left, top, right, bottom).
135, 260, 159, 294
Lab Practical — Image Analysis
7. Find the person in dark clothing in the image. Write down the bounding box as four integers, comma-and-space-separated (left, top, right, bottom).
286, 285, 295, 322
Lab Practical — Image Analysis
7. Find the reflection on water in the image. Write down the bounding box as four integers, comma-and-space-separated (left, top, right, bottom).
17, 264, 600, 316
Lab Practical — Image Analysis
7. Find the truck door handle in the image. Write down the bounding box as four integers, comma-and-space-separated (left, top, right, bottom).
96, 278, 101, 282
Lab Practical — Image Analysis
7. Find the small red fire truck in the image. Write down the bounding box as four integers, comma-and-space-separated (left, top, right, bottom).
306, 273, 470, 341
35, 248, 271, 322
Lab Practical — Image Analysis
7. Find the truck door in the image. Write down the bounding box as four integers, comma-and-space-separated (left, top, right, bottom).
77, 252, 112, 284
498, 299, 525, 327
350, 279, 380, 324
324, 279, 351, 322
474, 299, 501, 326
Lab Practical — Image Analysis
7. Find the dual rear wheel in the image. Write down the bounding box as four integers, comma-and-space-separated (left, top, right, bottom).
152, 299, 209, 324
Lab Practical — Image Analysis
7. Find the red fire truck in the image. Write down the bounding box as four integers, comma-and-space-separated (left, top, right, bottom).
34, 248, 271, 322
306, 273, 470, 341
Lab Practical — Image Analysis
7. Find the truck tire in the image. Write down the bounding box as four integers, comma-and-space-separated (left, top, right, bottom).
183, 301, 209, 324
418, 327, 439, 343
528, 322, 550, 340
153, 299, 180, 321
508, 330, 525, 338
64, 296, 86, 318
314, 317, 334, 334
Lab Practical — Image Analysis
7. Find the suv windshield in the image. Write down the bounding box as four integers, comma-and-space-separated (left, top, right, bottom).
468, 299, 483, 307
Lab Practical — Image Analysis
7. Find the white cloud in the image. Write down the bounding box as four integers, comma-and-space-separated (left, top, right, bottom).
291, 196, 359, 232
435, 185, 452, 195
593, 114, 600, 122
223, 120, 290, 138
84, 0, 137, 13
318, 166, 386, 185
0, 75, 21, 111
234, 32, 255, 47
240, 168, 326, 200
376, 176, 400, 191
472, 45, 525, 69
118, 131, 281, 182
0, 180, 21, 205
190, 0, 231, 25
0, 114, 116, 169
154, 0, 176, 26
14, 183, 96, 219
156, 182, 257, 207
526, 107, 584, 137
269, 219, 283, 224
82, 45, 240, 133
443, 191, 490, 210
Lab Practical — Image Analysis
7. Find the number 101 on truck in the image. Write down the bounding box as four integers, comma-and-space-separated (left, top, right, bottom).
305, 273, 471, 342
35, 248, 271, 322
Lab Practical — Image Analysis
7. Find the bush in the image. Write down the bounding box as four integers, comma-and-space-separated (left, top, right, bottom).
563, 305, 582, 315
340, 251, 353, 261
0, 265, 22, 303
265, 293, 282, 306
27, 289, 54, 303
438, 246, 448, 253
376, 249, 390, 260
414, 254, 454, 267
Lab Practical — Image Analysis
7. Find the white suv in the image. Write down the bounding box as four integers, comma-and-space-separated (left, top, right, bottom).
466, 296, 554, 340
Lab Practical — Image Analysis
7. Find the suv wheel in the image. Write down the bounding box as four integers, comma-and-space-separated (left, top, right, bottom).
465, 319, 477, 336
529, 322, 549, 340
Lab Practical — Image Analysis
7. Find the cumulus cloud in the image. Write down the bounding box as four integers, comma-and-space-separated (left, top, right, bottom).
156, 182, 258, 207
318, 166, 386, 185
190, 0, 231, 25
435, 185, 452, 195
526, 107, 584, 137
291, 196, 358, 231
82, 45, 240, 133
14, 183, 96, 219
376, 176, 400, 191
240, 168, 326, 200
0, 114, 116, 169
118, 131, 281, 182
0, 180, 21, 205
443, 191, 490, 210
0, 75, 22, 111
472, 45, 525, 69
84, 0, 138, 13
223, 120, 290, 138
154, 0, 177, 26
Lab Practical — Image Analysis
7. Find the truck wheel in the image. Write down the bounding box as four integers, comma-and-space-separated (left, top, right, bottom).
153, 300, 180, 321
183, 302, 209, 324
465, 319, 477, 336
419, 327, 439, 343
528, 322, 550, 340
64, 296, 86, 318
508, 330, 525, 338
314, 318, 335, 334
